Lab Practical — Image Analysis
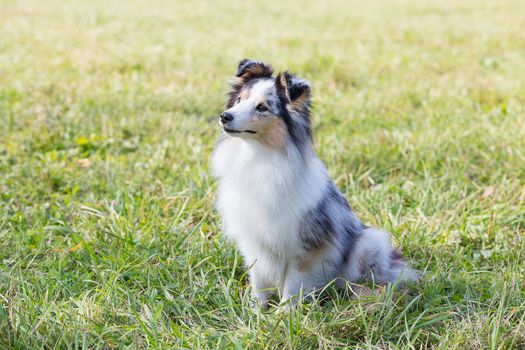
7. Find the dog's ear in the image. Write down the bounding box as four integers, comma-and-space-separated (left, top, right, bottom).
275, 71, 311, 112
235, 59, 273, 79
225, 59, 273, 108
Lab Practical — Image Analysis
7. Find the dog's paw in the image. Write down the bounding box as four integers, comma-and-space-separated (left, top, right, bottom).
249, 297, 269, 310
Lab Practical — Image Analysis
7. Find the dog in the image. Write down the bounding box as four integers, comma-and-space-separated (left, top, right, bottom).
212, 59, 418, 307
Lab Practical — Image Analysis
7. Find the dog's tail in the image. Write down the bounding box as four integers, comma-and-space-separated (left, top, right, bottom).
344, 228, 420, 284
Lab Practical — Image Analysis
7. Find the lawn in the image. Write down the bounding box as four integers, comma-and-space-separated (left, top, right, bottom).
1, 0, 524, 348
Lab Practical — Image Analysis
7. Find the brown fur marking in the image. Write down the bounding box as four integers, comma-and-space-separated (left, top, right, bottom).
358, 254, 370, 275
256, 96, 269, 108
239, 65, 272, 79
296, 243, 329, 272
289, 89, 310, 112
255, 116, 287, 151
239, 89, 251, 101
275, 72, 290, 102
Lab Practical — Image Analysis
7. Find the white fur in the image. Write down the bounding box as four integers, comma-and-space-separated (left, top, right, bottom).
344, 228, 419, 283
225, 80, 274, 132
212, 137, 327, 301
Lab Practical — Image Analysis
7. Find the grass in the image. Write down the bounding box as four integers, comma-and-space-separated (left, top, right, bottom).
1, 0, 524, 348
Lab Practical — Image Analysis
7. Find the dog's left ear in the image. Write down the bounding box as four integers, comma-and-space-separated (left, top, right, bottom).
275, 71, 311, 112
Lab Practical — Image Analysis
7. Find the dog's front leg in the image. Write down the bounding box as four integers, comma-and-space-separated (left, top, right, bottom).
280, 263, 308, 307
250, 268, 274, 308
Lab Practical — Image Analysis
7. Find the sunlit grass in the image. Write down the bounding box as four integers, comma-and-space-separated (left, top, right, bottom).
1, 0, 524, 348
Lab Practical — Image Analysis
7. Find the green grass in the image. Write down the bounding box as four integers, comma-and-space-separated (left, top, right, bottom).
1, 0, 524, 348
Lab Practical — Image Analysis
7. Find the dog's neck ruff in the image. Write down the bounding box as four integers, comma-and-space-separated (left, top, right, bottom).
212, 136, 316, 182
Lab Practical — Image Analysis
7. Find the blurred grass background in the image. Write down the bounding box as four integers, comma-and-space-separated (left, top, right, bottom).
1, 0, 524, 348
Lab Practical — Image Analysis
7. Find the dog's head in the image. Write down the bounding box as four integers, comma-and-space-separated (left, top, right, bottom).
219, 59, 312, 150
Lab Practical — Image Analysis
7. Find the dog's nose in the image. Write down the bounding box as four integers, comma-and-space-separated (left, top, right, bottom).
220, 112, 234, 124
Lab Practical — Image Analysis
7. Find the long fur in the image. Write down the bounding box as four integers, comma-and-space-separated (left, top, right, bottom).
212, 59, 418, 307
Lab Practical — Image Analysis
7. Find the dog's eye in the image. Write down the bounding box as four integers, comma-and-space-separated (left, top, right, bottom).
256, 104, 268, 113
236, 96, 241, 104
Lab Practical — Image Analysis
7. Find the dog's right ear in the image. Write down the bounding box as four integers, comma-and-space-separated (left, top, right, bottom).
235, 59, 273, 79
226, 59, 273, 108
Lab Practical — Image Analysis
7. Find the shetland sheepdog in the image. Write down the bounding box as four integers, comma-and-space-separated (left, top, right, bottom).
212, 59, 418, 307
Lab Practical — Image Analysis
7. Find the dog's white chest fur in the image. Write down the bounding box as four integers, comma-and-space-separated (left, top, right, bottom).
212, 138, 325, 276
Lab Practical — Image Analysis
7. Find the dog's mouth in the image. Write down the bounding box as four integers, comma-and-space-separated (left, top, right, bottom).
223, 127, 257, 134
